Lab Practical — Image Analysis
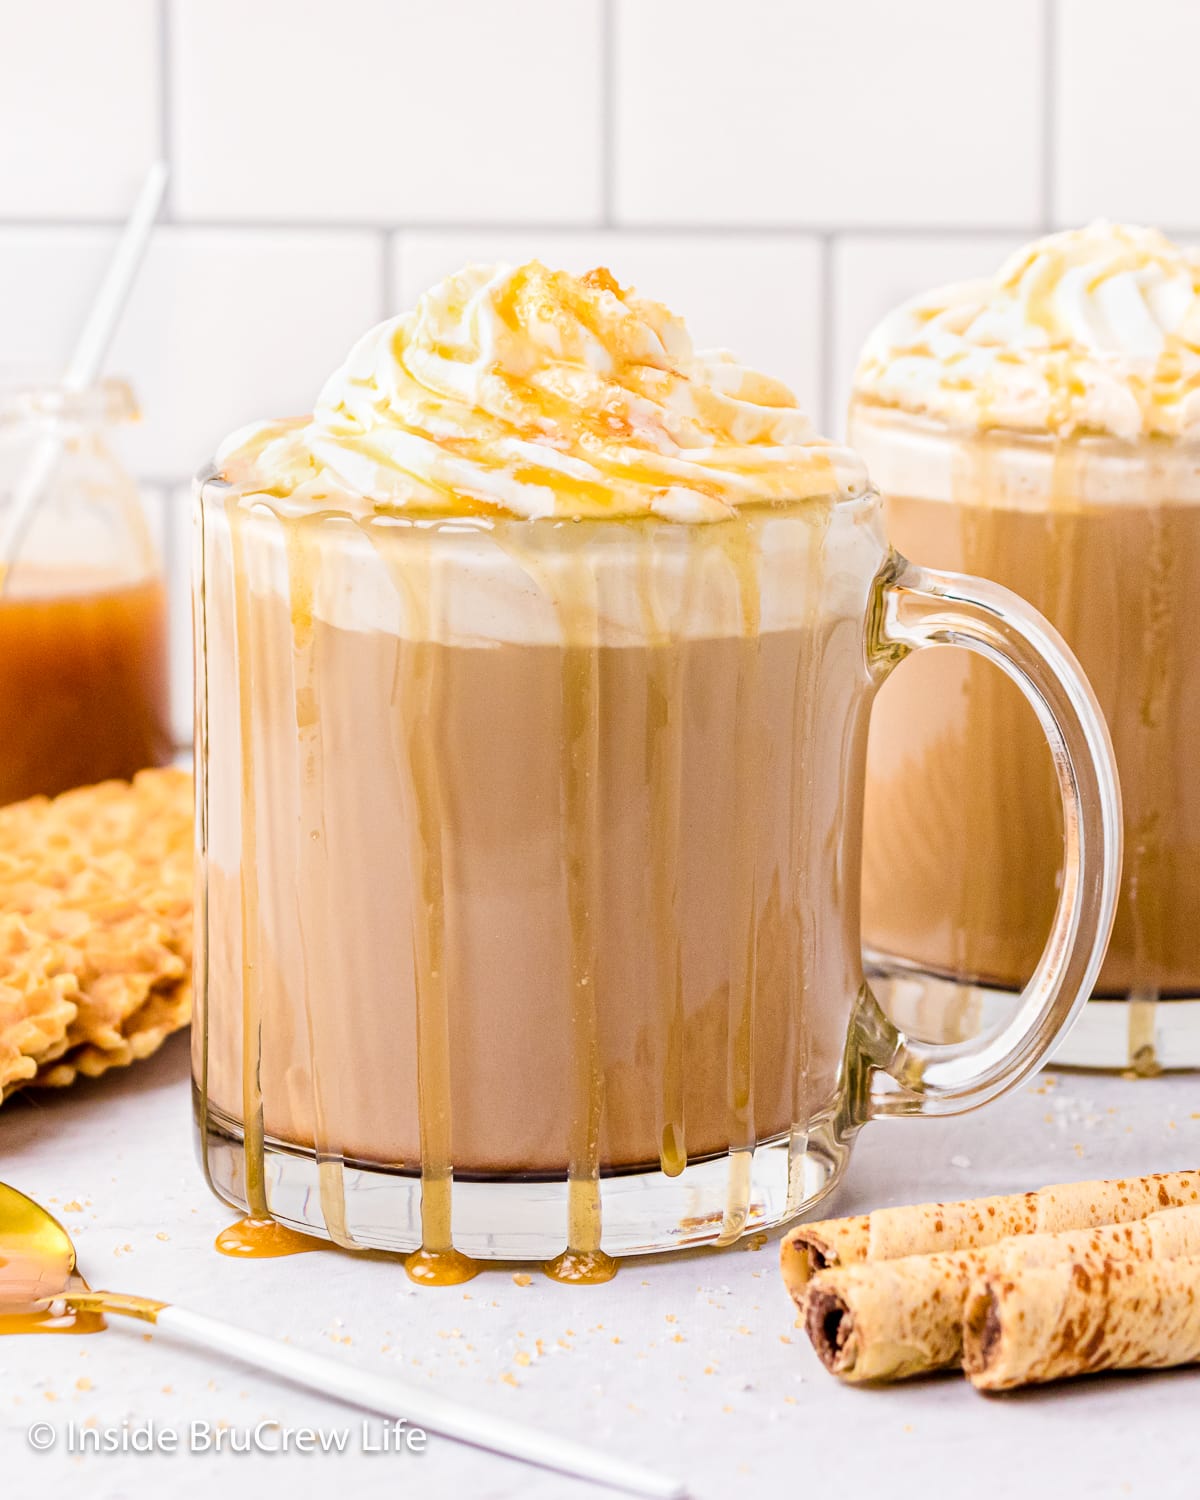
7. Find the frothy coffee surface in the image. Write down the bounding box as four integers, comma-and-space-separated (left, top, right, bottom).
855, 223, 1200, 440
219, 260, 866, 522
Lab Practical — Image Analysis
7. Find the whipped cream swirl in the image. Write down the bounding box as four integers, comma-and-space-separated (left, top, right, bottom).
854, 224, 1200, 440
220, 262, 865, 522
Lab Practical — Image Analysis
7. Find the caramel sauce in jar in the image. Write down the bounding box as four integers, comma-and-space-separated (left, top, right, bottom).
0, 568, 172, 805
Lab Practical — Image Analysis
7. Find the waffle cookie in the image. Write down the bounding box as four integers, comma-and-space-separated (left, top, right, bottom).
0, 768, 193, 1099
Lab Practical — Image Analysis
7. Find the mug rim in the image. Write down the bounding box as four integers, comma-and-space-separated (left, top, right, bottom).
193, 458, 880, 529
849, 393, 1200, 456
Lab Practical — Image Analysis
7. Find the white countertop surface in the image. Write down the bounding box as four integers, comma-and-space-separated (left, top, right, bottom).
2, 1035, 1197, 1500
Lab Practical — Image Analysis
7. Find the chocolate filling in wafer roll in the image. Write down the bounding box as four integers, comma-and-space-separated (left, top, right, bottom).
799, 1205, 1200, 1383
963, 1255, 1200, 1391
781, 1171, 1200, 1294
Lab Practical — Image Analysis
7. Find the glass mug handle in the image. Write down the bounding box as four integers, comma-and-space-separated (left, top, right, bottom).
862, 556, 1123, 1117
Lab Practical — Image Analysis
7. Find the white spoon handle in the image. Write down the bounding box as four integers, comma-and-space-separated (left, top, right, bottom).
155, 1304, 685, 1499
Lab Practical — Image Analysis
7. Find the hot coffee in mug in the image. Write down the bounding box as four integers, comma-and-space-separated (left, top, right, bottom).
193, 262, 1120, 1281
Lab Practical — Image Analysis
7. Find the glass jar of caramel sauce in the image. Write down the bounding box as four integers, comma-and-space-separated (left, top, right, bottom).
0, 376, 173, 805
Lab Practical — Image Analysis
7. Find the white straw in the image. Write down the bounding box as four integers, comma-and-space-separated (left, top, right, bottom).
0, 161, 168, 590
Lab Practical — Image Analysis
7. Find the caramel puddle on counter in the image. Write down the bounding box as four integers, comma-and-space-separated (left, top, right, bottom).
0, 1289, 106, 1337
0, 1306, 105, 1335
0, 1253, 105, 1336
213, 1215, 476, 1278
543, 1247, 618, 1285
215, 1217, 327, 1260
404, 1245, 479, 1286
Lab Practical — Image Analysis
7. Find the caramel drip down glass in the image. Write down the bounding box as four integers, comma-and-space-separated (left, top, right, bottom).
192, 466, 1120, 1267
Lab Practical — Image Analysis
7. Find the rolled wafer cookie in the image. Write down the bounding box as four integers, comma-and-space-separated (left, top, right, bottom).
781, 1171, 1200, 1293
963, 1255, 1200, 1390
801, 1204, 1200, 1382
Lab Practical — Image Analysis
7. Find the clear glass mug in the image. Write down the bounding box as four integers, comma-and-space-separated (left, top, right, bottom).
852, 400, 1195, 1073
192, 463, 1120, 1270
0, 375, 172, 805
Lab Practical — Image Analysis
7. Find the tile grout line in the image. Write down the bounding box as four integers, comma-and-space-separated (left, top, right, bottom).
157, 0, 175, 219
0, 218, 1152, 239
379, 229, 394, 318
140, 475, 198, 492
600, 0, 616, 228
1040, 0, 1057, 230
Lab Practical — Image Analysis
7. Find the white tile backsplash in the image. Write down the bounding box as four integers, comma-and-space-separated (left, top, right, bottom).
0, 228, 384, 478
1055, 0, 1200, 227
8, 0, 1200, 748
0, 226, 385, 479
614, 0, 1044, 228
0, 0, 159, 218
394, 231, 823, 415
170, 0, 604, 224
0, 231, 116, 374
110, 228, 384, 476
139, 482, 168, 562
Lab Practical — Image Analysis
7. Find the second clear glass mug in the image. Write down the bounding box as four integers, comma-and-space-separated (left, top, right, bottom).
853, 401, 1199, 1073
192, 465, 1121, 1271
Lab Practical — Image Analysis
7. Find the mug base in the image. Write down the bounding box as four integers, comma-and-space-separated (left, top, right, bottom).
866, 951, 1200, 1074
194, 1093, 853, 1260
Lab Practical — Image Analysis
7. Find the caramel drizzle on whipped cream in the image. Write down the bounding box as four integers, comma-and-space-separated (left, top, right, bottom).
219, 261, 865, 522
854, 223, 1200, 440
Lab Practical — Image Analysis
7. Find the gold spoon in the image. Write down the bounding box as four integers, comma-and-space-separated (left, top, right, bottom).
0, 1182, 683, 1499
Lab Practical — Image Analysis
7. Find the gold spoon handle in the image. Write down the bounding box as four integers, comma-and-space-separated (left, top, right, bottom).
64, 1289, 165, 1325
